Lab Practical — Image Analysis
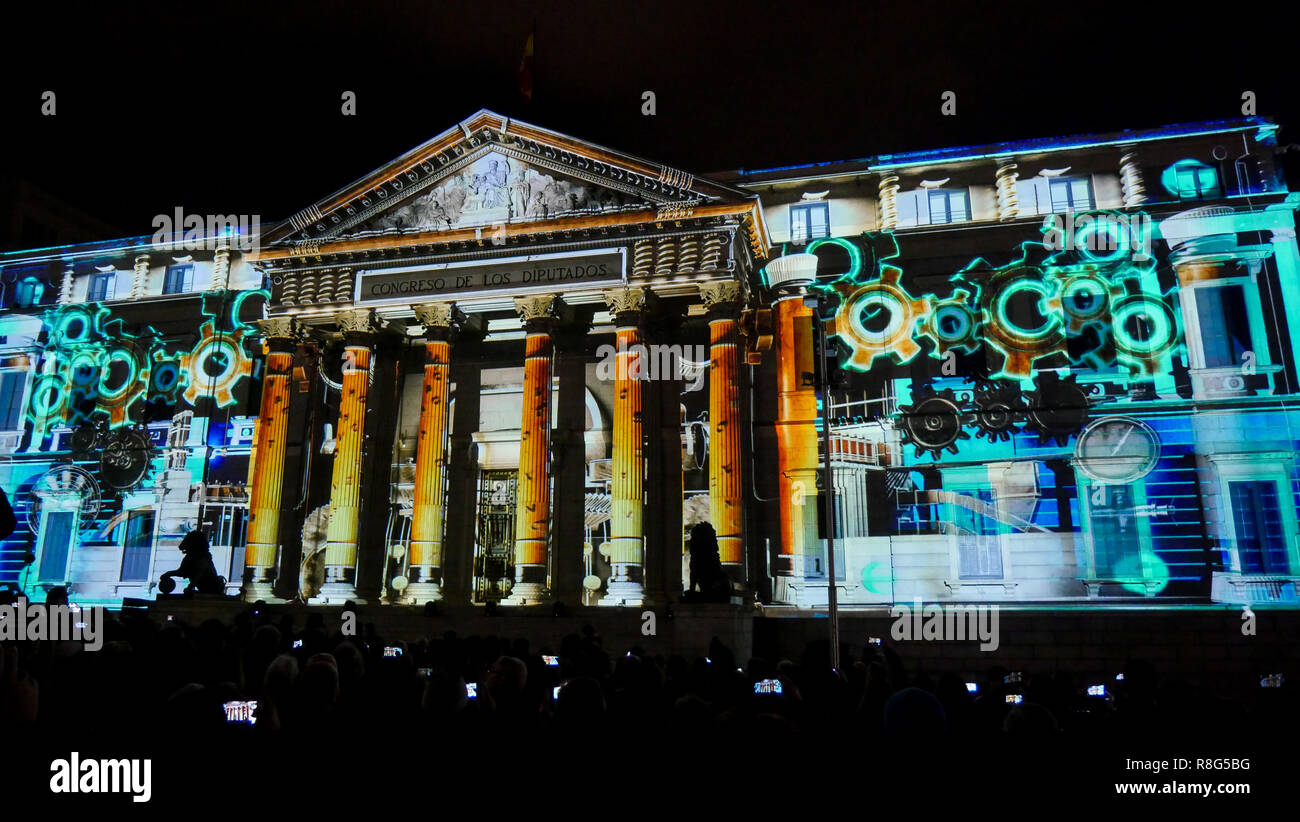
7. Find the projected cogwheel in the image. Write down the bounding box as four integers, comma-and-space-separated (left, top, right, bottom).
95, 338, 151, 428
978, 265, 1065, 380
918, 289, 980, 358
824, 265, 931, 370
1057, 269, 1114, 334
149, 349, 185, 403
1024, 371, 1091, 446
896, 385, 969, 458
970, 379, 1025, 443
180, 320, 253, 407
1109, 289, 1180, 377
100, 427, 153, 490
45, 303, 110, 346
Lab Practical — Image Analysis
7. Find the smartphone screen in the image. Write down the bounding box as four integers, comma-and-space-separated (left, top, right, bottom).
466, 682, 478, 700
223, 700, 258, 725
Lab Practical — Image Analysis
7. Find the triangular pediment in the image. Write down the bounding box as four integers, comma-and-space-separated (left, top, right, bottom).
264, 110, 760, 248
345, 147, 653, 237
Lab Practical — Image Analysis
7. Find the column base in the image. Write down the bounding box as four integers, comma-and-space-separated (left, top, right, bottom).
402, 582, 443, 605
501, 582, 552, 606
241, 581, 283, 604
313, 582, 364, 605
599, 580, 644, 607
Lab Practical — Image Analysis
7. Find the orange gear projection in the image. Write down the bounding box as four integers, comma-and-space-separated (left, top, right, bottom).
825, 265, 931, 370
180, 320, 254, 407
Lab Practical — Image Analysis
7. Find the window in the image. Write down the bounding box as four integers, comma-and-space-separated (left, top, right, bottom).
15, 277, 44, 308
1162, 160, 1221, 200
163, 264, 194, 294
0, 371, 24, 430
88, 272, 116, 301
952, 489, 1004, 578
1049, 177, 1094, 212
37, 511, 75, 582
790, 202, 830, 243
1088, 484, 1143, 577
1194, 284, 1253, 368
1229, 481, 1290, 574
120, 510, 155, 582
926, 189, 970, 225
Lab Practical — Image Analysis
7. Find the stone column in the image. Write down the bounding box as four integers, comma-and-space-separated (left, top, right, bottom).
243, 317, 297, 602
995, 160, 1020, 222
504, 295, 558, 605
773, 292, 821, 604
405, 302, 454, 604
59, 265, 75, 305
130, 255, 149, 300
601, 287, 647, 606
700, 282, 745, 588
320, 308, 374, 603
1119, 147, 1148, 208
208, 242, 231, 291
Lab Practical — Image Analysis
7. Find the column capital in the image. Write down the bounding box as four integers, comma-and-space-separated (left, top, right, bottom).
254, 316, 297, 342
1270, 227, 1296, 243
514, 294, 560, 329
698, 281, 743, 314
335, 308, 376, 337
603, 286, 647, 324
412, 301, 455, 329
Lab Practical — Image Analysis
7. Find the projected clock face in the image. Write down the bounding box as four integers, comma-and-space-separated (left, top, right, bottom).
1074, 416, 1160, 484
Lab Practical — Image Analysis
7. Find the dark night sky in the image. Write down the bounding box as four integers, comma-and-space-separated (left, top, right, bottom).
2, 0, 1297, 241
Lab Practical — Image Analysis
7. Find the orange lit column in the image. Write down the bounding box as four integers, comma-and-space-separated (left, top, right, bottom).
320, 309, 374, 603
243, 317, 296, 602
774, 292, 820, 603
600, 287, 647, 606
700, 282, 745, 587
504, 295, 558, 606
405, 302, 454, 604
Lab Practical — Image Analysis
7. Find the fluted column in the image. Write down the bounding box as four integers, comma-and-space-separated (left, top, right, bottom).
774, 292, 820, 603
320, 309, 374, 603
700, 282, 745, 588
504, 295, 558, 605
405, 302, 454, 604
243, 317, 297, 602
601, 287, 647, 606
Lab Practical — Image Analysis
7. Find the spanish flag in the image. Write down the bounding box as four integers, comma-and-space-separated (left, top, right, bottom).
518, 25, 535, 101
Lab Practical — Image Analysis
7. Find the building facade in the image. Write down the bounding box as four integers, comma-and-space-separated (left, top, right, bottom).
2, 112, 1298, 608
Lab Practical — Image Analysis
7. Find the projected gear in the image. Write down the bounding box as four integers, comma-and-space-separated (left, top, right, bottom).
1057, 270, 1114, 334
68, 421, 104, 453
970, 379, 1026, 443
149, 349, 185, 402
1110, 293, 1179, 377
896, 385, 969, 458
919, 289, 980, 357
825, 265, 931, 370
45, 304, 109, 346
96, 339, 150, 427
26, 465, 102, 533
978, 265, 1065, 379
100, 427, 153, 490
181, 320, 254, 407
1024, 372, 1090, 447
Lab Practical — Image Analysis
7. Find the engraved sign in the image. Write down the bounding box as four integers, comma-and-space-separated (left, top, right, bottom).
355, 248, 625, 304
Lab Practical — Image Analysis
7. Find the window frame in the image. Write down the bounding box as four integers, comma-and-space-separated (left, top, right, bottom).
163, 264, 194, 295
88, 271, 117, 302
789, 201, 831, 244
1208, 454, 1300, 578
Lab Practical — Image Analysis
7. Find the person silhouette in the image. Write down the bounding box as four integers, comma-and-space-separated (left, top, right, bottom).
687, 522, 730, 601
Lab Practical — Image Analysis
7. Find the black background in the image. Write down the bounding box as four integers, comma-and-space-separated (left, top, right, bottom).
1, 0, 1298, 245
